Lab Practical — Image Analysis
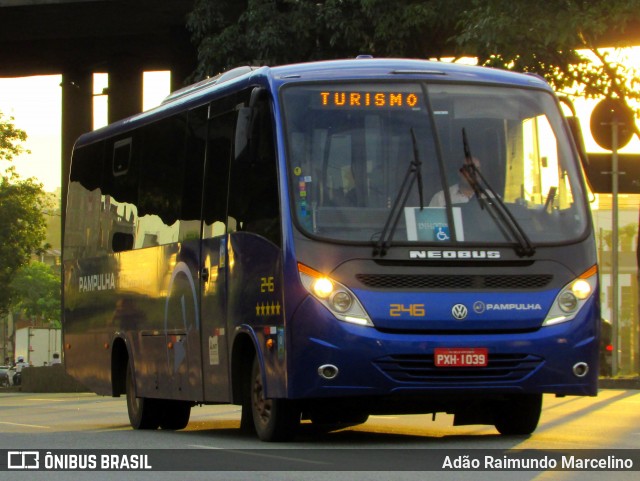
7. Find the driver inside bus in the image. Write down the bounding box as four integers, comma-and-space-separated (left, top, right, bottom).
429, 156, 481, 207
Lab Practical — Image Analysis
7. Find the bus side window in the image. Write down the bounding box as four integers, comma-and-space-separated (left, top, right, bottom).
228, 97, 281, 246
138, 113, 188, 247
203, 108, 235, 239
103, 135, 139, 253
65, 141, 105, 259
182, 106, 209, 240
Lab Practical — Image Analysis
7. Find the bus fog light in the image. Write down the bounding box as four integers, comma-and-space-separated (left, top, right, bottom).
558, 291, 578, 312
573, 362, 589, 378
331, 291, 353, 312
318, 364, 339, 380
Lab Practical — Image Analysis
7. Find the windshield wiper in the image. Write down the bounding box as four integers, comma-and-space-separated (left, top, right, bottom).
373, 128, 424, 257
460, 129, 536, 257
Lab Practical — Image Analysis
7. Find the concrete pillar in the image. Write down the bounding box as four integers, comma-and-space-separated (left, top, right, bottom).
60, 70, 93, 232
108, 65, 143, 125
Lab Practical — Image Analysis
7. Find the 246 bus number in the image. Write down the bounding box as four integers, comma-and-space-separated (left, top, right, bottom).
389, 303, 425, 317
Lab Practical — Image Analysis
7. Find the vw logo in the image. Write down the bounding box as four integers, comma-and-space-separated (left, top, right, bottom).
452, 304, 468, 320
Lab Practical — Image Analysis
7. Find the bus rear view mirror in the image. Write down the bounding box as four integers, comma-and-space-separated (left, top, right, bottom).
234, 87, 267, 160
234, 106, 252, 158
565, 116, 589, 168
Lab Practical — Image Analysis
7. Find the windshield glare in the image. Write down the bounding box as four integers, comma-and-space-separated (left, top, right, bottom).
281, 82, 587, 246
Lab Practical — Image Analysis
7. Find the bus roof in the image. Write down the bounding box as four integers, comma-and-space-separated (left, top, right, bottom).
74, 58, 552, 148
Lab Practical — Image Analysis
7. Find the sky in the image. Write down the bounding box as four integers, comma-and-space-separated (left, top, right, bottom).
0, 52, 638, 193
0, 71, 171, 192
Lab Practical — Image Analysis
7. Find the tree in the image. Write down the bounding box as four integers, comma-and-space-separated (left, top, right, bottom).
0, 111, 49, 318
186, 0, 466, 78
187, 0, 640, 127
455, 0, 640, 136
10, 262, 61, 328
1, 112, 28, 162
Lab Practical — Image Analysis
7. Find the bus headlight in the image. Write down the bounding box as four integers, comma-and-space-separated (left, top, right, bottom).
298, 263, 373, 326
312, 278, 334, 299
543, 266, 597, 326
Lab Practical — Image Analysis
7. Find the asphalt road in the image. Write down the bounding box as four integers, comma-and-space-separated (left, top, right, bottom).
0, 389, 639, 481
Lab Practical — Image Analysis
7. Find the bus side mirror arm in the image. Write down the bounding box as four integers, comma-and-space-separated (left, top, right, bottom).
235, 106, 252, 157
566, 116, 589, 168
234, 87, 267, 159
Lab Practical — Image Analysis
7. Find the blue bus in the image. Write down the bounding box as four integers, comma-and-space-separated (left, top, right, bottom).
63, 58, 599, 441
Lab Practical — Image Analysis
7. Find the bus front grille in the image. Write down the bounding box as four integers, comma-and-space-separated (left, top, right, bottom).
356, 274, 553, 290
373, 353, 543, 384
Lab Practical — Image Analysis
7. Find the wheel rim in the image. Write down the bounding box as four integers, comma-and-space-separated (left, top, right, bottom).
126, 368, 141, 420
252, 370, 272, 425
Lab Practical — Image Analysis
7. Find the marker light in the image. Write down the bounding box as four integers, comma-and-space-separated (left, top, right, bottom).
298, 263, 373, 326
543, 266, 598, 326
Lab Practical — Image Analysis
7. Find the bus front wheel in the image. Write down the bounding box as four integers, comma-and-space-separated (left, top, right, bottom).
494, 393, 542, 435
159, 400, 191, 430
126, 361, 160, 430
250, 357, 300, 441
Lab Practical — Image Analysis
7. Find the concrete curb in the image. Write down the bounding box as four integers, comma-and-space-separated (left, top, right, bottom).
2, 376, 638, 393
2, 364, 89, 393
598, 377, 640, 390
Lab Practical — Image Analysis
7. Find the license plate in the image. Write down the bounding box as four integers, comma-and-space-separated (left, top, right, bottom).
434, 348, 488, 367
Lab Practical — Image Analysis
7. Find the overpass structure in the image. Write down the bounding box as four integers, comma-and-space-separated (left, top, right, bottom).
0, 0, 197, 203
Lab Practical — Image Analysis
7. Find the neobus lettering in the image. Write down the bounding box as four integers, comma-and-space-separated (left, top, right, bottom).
409, 250, 501, 259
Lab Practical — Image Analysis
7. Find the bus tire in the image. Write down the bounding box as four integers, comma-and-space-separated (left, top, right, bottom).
250, 357, 300, 442
125, 361, 160, 430
159, 400, 191, 430
494, 393, 542, 436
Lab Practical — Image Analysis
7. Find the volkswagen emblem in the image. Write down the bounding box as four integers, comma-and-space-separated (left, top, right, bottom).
452, 304, 468, 320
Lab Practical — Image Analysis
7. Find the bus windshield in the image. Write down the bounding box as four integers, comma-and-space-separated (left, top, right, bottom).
282, 82, 588, 248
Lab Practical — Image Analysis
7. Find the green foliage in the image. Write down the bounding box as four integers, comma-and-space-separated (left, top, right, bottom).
10, 262, 61, 328
455, 0, 640, 138
0, 112, 49, 318
187, 0, 640, 127
0, 111, 29, 162
456, 0, 640, 95
186, 0, 465, 78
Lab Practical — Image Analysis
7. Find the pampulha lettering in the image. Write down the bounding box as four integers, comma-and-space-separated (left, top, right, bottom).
78, 273, 116, 293
486, 303, 542, 311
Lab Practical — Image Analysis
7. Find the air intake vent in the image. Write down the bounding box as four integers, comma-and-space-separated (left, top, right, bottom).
374, 353, 543, 384
355, 274, 552, 290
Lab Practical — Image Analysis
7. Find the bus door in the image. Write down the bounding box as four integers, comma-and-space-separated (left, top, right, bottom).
148, 108, 206, 402
199, 105, 236, 402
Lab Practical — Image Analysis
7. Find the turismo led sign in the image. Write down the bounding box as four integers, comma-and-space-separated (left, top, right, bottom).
320, 91, 420, 108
